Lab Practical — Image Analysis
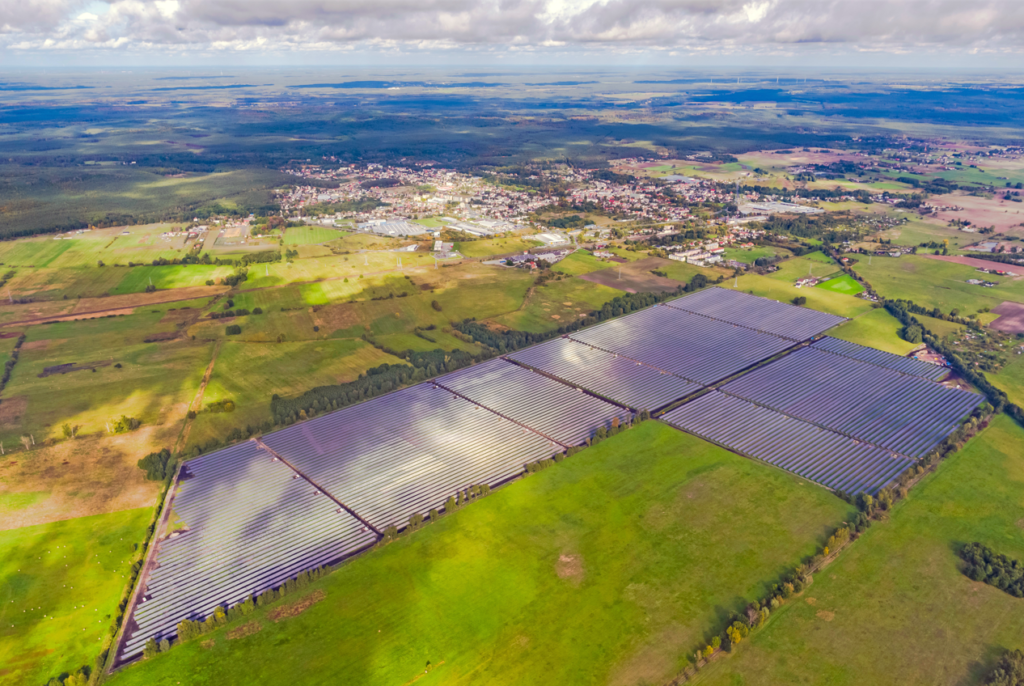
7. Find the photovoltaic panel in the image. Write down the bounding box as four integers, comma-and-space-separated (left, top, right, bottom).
662, 391, 914, 495
122, 441, 375, 661
508, 337, 702, 411
434, 358, 632, 446
665, 287, 846, 341
720, 347, 984, 458
262, 382, 557, 531
567, 304, 794, 385
812, 336, 948, 381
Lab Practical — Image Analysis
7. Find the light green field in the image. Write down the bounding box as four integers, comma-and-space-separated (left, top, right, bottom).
989, 352, 1024, 409
551, 251, 608, 276
283, 226, 349, 246
853, 255, 1024, 314
113, 265, 234, 295
457, 238, 542, 259
734, 255, 873, 320
187, 339, 403, 448
298, 273, 416, 306
106, 421, 852, 686
828, 308, 918, 356
491, 277, 622, 333
237, 253, 435, 290
876, 219, 972, 250
722, 246, 790, 264
0, 508, 152, 686
816, 273, 865, 296
699, 415, 1024, 686
1, 315, 211, 443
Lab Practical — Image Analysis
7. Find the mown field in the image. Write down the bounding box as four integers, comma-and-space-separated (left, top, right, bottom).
283, 226, 348, 246
0, 508, 152, 686
734, 255, 873, 320
698, 415, 1024, 686
828, 308, 919, 356
105, 421, 852, 686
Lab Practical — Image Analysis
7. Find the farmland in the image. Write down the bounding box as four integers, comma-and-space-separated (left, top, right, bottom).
104, 422, 853, 686
698, 416, 1024, 686
828, 307, 919, 356
0, 508, 152, 686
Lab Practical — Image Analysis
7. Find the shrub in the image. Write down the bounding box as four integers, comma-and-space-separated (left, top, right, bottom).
226, 324, 242, 336
431, 300, 443, 311
792, 296, 807, 306
109, 415, 141, 434
253, 307, 263, 314
138, 448, 174, 481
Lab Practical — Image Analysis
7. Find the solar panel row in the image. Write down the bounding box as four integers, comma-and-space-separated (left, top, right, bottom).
123, 441, 376, 660
434, 358, 633, 446
568, 305, 795, 385
662, 391, 915, 496
720, 347, 984, 458
507, 337, 702, 412
812, 336, 948, 381
262, 382, 560, 531
665, 287, 847, 341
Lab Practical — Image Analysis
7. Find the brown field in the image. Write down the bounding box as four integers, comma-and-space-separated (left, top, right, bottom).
0, 426, 166, 530
580, 257, 683, 293
928, 192, 1024, 233
989, 301, 1024, 333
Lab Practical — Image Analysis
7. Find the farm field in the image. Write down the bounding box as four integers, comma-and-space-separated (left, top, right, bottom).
283, 226, 348, 245
698, 415, 1024, 686
734, 265, 873, 320
457, 237, 541, 258
988, 353, 1024, 409
0, 508, 152, 686
828, 307, 918, 356
551, 250, 608, 276
104, 421, 853, 686
874, 218, 972, 250
815, 273, 865, 296
490, 275, 622, 333
853, 254, 1024, 314
722, 245, 790, 264
186, 339, 405, 449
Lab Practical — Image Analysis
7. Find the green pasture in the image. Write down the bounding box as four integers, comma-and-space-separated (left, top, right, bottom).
551, 251, 608, 276
648, 259, 722, 284
283, 226, 349, 246
722, 246, 790, 264
876, 220, 970, 250
189, 309, 319, 343
1, 316, 211, 442
815, 273, 865, 296
0, 508, 152, 686
853, 255, 1024, 314
238, 253, 434, 290
187, 340, 402, 449
5, 267, 127, 301
298, 273, 416, 306
491, 276, 621, 333
457, 238, 542, 259
989, 352, 1024, 409
827, 308, 918, 356
112, 265, 234, 295
700, 416, 1024, 686
106, 422, 851, 686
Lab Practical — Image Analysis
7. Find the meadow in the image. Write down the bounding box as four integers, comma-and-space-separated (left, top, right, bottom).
733, 255, 873, 320
699, 416, 1024, 686
815, 273, 865, 296
283, 226, 348, 246
0, 508, 152, 686
827, 307, 918, 356
491, 275, 622, 333
104, 421, 852, 686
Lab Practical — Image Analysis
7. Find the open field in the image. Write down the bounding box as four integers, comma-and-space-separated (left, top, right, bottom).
105, 421, 852, 686
816, 273, 865, 296
580, 257, 688, 294
283, 226, 349, 246
457, 237, 542, 258
828, 307, 919, 356
186, 339, 405, 449
491, 276, 622, 333
551, 250, 610, 276
734, 256, 873, 320
722, 245, 791, 264
699, 415, 1024, 686
988, 353, 1024, 408
0, 508, 152, 686
873, 219, 972, 250
853, 254, 1024, 314
374, 331, 483, 355
928, 191, 1024, 235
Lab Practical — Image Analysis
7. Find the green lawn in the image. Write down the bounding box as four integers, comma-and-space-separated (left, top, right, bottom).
815, 273, 865, 296
853, 255, 1024, 314
552, 251, 608, 276
0, 508, 152, 686
828, 307, 918, 356
699, 415, 1024, 686
283, 226, 349, 246
106, 421, 851, 686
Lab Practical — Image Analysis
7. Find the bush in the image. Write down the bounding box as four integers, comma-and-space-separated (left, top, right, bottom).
985, 649, 1024, 685
253, 307, 263, 315
431, 300, 443, 311
792, 296, 807, 306
138, 448, 174, 481
960, 542, 1024, 597
109, 415, 141, 434
226, 324, 242, 336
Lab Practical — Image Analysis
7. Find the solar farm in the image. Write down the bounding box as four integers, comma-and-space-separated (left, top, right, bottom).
118, 288, 984, 662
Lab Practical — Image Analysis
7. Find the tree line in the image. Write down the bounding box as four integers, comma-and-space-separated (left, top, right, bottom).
960, 542, 1024, 597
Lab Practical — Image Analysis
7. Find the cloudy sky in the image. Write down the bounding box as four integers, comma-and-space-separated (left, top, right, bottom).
2, 0, 1023, 67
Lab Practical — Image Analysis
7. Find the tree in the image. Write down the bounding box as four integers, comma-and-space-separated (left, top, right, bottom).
792, 296, 807, 306
143, 638, 159, 659
431, 300, 443, 311
226, 324, 242, 336
158, 638, 171, 653
900, 323, 923, 343
61, 423, 79, 439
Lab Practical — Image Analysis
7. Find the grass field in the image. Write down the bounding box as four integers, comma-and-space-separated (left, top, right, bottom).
283, 226, 349, 246
491, 276, 621, 333
375, 331, 483, 355
186, 339, 403, 449
106, 421, 852, 686
815, 273, 865, 296
722, 246, 790, 264
0, 508, 152, 686
551, 251, 608, 276
853, 255, 1024, 314
828, 308, 918, 356
456, 238, 542, 259
989, 353, 1024, 408
699, 415, 1024, 686
733, 265, 872, 321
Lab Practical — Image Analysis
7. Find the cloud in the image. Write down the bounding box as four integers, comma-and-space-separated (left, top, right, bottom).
3, 0, 1024, 56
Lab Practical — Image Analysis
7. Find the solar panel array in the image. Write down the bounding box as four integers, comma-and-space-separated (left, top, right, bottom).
720, 347, 984, 458
812, 336, 948, 381
434, 358, 633, 446
568, 305, 794, 385
666, 287, 846, 341
662, 392, 915, 495
263, 382, 558, 530
122, 441, 376, 661
508, 337, 702, 411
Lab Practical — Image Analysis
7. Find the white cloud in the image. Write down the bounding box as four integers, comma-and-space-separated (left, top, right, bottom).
3, 0, 1024, 57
